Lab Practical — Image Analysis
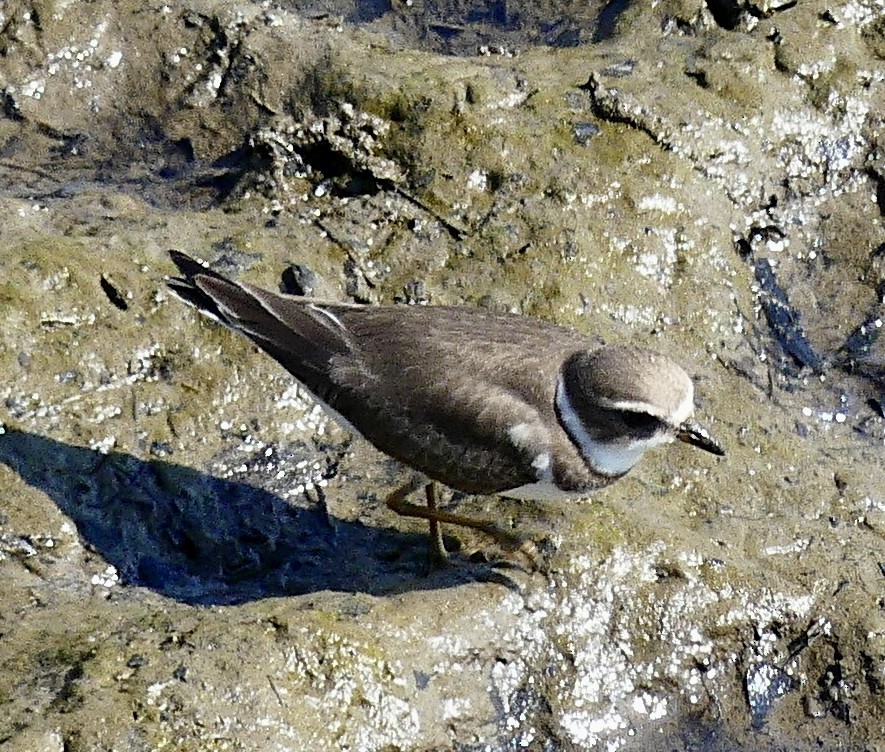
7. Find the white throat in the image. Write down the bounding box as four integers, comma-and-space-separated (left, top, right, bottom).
554, 375, 670, 476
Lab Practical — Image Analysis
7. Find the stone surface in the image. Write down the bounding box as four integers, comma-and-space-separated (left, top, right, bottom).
1, 0, 884, 749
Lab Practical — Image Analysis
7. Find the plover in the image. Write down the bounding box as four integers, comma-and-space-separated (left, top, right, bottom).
167, 251, 723, 563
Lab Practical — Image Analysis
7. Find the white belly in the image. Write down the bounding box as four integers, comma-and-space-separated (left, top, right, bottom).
499, 480, 591, 502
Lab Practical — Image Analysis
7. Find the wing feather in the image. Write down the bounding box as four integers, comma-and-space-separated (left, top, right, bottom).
313, 305, 598, 493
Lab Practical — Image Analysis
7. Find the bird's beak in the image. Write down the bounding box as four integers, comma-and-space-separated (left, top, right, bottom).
676, 419, 725, 456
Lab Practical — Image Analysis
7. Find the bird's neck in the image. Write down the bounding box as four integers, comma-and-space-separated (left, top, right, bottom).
554, 377, 667, 477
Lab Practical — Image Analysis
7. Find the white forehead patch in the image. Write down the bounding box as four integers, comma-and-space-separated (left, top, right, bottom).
597, 385, 694, 426
673, 385, 694, 425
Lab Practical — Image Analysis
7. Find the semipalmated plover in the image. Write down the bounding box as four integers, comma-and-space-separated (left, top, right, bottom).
167, 251, 723, 563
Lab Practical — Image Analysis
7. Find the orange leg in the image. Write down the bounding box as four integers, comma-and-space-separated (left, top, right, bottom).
384, 479, 540, 567
424, 482, 447, 563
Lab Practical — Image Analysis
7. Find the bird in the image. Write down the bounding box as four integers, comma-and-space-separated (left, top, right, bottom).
166, 250, 724, 564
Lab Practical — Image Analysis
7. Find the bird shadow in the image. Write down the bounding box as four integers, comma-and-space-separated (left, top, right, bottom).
0, 428, 489, 605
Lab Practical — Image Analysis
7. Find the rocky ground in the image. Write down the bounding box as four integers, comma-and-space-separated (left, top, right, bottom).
1, 0, 884, 749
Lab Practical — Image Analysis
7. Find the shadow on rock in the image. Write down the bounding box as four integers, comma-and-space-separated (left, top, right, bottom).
0, 428, 474, 604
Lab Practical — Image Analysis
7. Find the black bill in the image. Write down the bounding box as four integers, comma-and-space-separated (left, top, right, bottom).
676, 419, 725, 456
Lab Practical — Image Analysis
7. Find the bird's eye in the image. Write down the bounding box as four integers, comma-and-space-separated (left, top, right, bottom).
621, 412, 662, 437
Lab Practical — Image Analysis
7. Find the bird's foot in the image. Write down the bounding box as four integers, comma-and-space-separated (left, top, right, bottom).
384, 480, 548, 574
